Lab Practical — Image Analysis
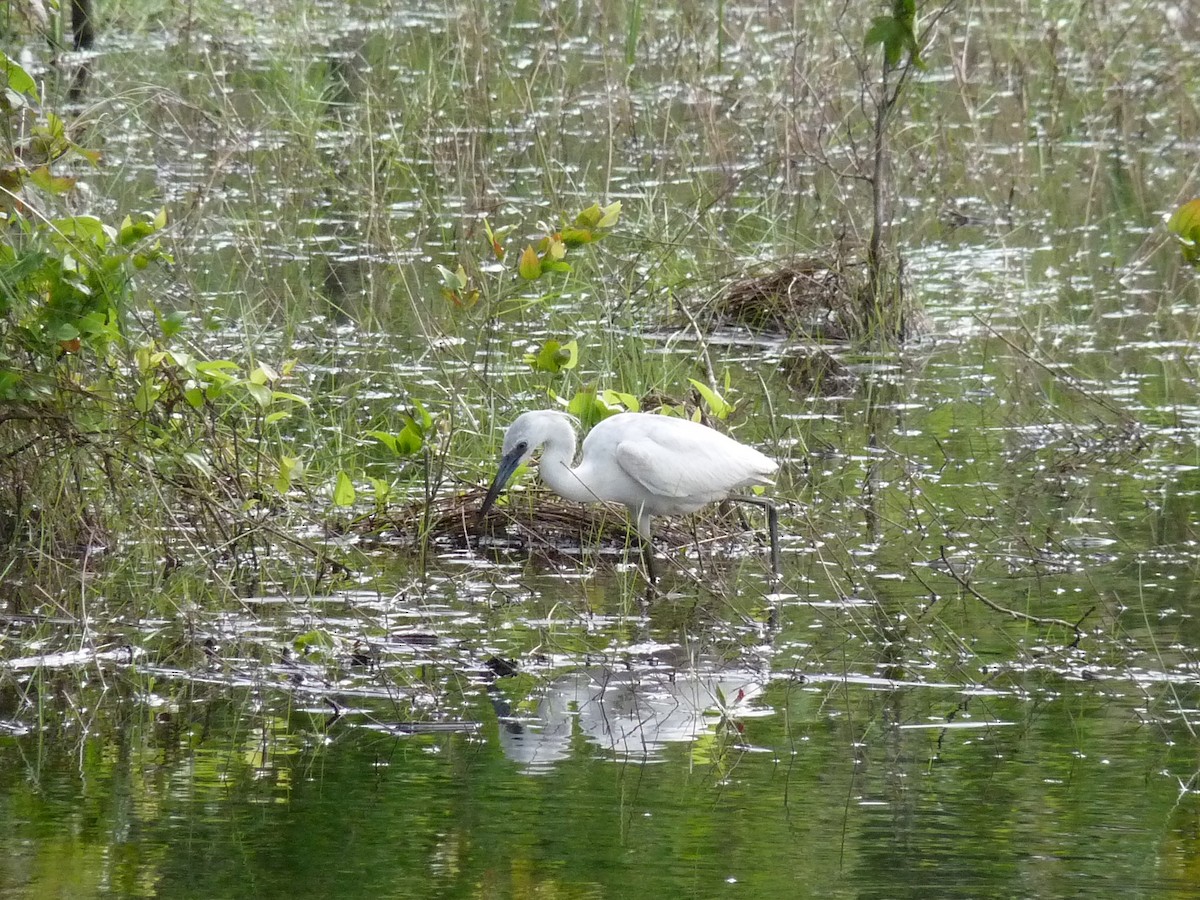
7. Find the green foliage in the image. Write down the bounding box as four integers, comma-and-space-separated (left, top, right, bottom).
865, 0, 922, 69
293, 628, 333, 657
436, 200, 622, 305
435, 263, 478, 307
367, 476, 393, 510
332, 470, 356, 507
517, 244, 543, 280
1167, 198, 1200, 266
559, 201, 622, 247
0, 207, 170, 397
557, 387, 640, 430
525, 339, 578, 374
0, 55, 166, 394
0, 53, 313, 552
482, 218, 511, 260
368, 401, 434, 457
688, 378, 734, 420
1, 52, 38, 100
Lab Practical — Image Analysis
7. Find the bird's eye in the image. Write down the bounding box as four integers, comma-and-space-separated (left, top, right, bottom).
515, 441, 528, 452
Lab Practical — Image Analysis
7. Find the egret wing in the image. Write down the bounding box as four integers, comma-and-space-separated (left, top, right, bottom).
614, 434, 765, 502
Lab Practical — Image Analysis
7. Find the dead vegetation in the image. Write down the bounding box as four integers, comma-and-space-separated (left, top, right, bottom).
698, 256, 928, 342
358, 486, 775, 562
706, 258, 866, 341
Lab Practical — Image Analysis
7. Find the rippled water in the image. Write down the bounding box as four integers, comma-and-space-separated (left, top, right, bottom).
3, 0, 1200, 896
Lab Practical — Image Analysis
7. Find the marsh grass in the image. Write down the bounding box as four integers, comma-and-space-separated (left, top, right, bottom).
1, 0, 1199, 795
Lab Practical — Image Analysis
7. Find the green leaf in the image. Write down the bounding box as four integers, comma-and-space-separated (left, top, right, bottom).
332, 471, 356, 506
369, 422, 424, 455
275, 454, 300, 494
517, 245, 542, 280
49, 321, 79, 341
134, 380, 161, 412
183, 452, 214, 478
27, 167, 75, 195
560, 227, 594, 247
244, 381, 271, 408
557, 339, 579, 370
1167, 198, 1200, 265
251, 363, 279, 384
865, 10, 921, 68
412, 399, 432, 430
600, 389, 639, 411
368, 430, 400, 454
436, 263, 468, 291
566, 388, 625, 429
78, 310, 115, 338
293, 629, 332, 654
195, 360, 239, 385
161, 310, 188, 338
118, 214, 157, 246
52, 215, 114, 249
1, 52, 38, 100
525, 339, 579, 373
564, 201, 620, 246
44, 112, 66, 142
396, 422, 424, 454
566, 390, 605, 428
575, 203, 603, 228
163, 349, 193, 372
482, 218, 509, 258
865, 16, 903, 63
270, 390, 308, 405
71, 144, 101, 166
596, 200, 622, 229
368, 476, 393, 505
689, 378, 734, 420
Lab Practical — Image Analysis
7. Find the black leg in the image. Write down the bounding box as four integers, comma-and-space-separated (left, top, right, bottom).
739, 496, 781, 577
641, 539, 658, 584
766, 502, 780, 576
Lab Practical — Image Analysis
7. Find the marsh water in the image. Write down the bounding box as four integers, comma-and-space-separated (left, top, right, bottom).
3, 0, 1200, 897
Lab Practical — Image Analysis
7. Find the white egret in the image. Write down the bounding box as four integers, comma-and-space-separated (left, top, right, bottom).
479, 410, 780, 579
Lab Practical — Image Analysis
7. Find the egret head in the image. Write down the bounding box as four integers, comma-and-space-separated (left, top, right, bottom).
479, 410, 577, 515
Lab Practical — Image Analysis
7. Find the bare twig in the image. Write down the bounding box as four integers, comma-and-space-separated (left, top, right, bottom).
938, 547, 1086, 642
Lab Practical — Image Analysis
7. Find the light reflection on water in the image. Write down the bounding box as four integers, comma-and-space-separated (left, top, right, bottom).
5, 0, 1200, 896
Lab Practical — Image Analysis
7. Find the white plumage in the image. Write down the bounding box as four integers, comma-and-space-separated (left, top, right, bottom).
480, 410, 779, 575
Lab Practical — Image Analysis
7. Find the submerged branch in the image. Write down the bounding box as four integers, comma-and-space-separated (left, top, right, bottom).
938, 547, 1087, 643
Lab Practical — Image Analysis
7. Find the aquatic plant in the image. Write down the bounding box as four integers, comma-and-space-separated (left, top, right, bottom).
0, 53, 312, 565
1167, 198, 1200, 266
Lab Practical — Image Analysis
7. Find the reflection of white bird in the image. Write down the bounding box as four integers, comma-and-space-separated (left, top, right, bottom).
493, 668, 765, 771
479, 410, 780, 578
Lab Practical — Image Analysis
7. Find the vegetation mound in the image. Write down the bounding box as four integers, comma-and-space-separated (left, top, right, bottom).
702, 255, 928, 342
707, 258, 865, 341
359, 487, 770, 562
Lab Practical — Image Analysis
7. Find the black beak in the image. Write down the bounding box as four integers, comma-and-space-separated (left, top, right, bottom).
479, 445, 527, 516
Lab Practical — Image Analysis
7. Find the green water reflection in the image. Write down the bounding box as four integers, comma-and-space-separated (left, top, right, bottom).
1, 675, 1197, 898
